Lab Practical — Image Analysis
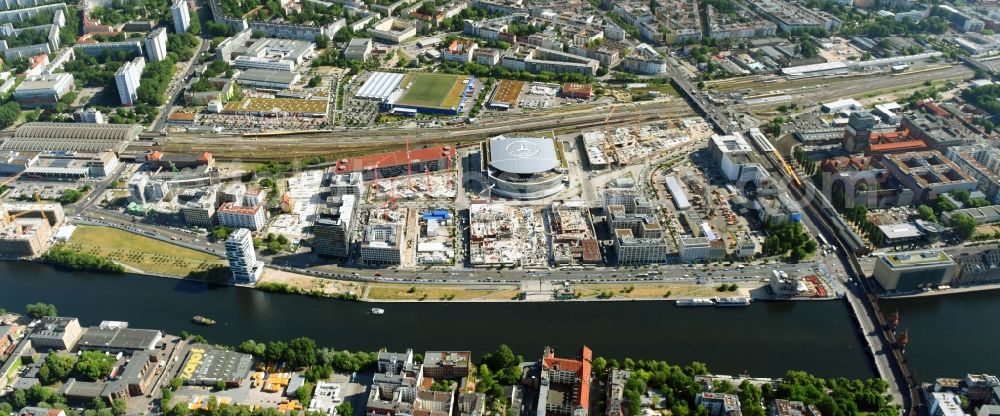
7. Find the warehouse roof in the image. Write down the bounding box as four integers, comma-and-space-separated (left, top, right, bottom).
77, 326, 162, 351
14, 122, 142, 141
3, 122, 141, 153
235, 69, 299, 85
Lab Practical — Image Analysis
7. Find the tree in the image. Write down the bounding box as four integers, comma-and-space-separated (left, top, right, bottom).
25, 302, 57, 318
738, 380, 765, 416
315, 34, 329, 49
624, 377, 646, 415
596, 67, 608, 76
111, 398, 127, 416
297, 382, 315, 404
267, 240, 283, 253
25, 384, 52, 405
265, 341, 288, 362
214, 380, 227, 391
304, 364, 333, 382
287, 337, 318, 368
9, 389, 27, 409
75, 351, 117, 381
592, 356, 608, 378
39, 353, 78, 385
917, 204, 936, 222
0, 102, 22, 130
481, 344, 518, 372
951, 213, 977, 240
239, 339, 267, 356
308, 75, 322, 87
937, 198, 957, 213
336, 402, 353, 416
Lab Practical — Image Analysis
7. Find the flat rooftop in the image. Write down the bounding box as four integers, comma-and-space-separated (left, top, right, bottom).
177, 344, 254, 384
77, 326, 162, 351
882, 250, 953, 267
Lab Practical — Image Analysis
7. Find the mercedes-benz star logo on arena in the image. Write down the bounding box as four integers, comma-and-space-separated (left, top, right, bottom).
505, 140, 541, 158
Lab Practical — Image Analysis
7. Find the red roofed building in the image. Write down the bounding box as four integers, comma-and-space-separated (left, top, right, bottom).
869, 140, 927, 154
917, 99, 949, 117
820, 155, 874, 173
217, 202, 266, 230
145, 150, 215, 171
24, 54, 50, 76
279, 192, 294, 213
864, 128, 929, 155
535, 346, 592, 416
442, 39, 478, 63
562, 83, 593, 100
333, 145, 455, 181
82, 10, 117, 34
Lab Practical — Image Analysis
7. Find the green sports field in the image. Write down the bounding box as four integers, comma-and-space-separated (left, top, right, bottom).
394, 73, 470, 110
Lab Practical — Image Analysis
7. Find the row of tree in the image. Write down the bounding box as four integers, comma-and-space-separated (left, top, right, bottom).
843, 205, 887, 247
439, 61, 594, 85
42, 246, 125, 274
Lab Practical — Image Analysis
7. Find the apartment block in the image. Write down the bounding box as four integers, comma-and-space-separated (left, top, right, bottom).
114, 57, 145, 106
218, 202, 266, 231
947, 145, 1000, 204
145, 27, 167, 62
171, 0, 190, 33
225, 228, 264, 284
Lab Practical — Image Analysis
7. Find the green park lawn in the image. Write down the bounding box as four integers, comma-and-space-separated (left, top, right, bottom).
67, 225, 225, 277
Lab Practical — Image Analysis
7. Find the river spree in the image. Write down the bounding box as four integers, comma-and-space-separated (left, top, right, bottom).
882, 291, 1000, 379
0, 260, 950, 380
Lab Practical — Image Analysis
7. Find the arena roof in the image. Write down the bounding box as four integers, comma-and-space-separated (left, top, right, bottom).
3, 122, 142, 153
488, 136, 560, 175
355, 71, 405, 101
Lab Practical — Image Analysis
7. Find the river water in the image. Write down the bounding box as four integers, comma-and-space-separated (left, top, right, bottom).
3, 261, 990, 379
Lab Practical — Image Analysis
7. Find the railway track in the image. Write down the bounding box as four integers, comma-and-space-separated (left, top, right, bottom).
154, 101, 696, 160
737, 65, 973, 112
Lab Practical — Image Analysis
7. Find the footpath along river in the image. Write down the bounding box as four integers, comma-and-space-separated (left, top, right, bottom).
6, 261, 992, 379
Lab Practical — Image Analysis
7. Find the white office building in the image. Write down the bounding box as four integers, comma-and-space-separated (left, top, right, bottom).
145, 27, 168, 62
114, 57, 145, 106
359, 223, 403, 265
127, 172, 149, 204
225, 228, 264, 284
171, 0, 190, 33
74, 108, 105, 124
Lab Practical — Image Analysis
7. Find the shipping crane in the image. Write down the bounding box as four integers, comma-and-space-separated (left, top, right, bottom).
603, 105, 620, 165
405, 138, 412, 190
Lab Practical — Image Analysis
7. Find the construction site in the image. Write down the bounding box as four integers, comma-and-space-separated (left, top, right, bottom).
415, 209, 456, 266
368, 171, 457, 202
654, 150, 764, 261
549, 200, 602, 266
0, 170, 63, 258
467, 201, 548, 268
580, 116, 712, 168
269, 169, 325, 245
